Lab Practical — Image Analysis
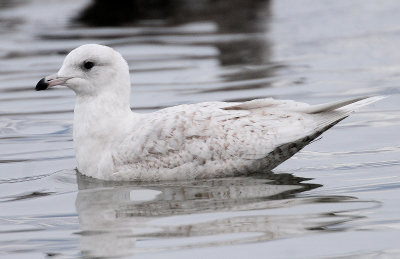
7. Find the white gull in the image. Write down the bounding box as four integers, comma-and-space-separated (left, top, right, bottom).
36, 44, 384, 181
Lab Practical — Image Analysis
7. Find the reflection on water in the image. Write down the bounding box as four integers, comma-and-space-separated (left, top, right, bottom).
51, 0, 274, 84
81, 0, 272, 73
77, 0, 271, 29
74, 172, 373, 258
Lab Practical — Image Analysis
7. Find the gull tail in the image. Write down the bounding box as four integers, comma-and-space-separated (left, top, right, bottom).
265, 96, 385, 170
304, 95, 386, 129
301, 95, 386, 114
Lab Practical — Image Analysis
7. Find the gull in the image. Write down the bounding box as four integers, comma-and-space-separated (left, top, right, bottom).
36, 44, 384, 181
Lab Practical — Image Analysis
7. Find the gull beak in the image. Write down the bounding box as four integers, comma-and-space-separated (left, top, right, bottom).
35, 73, 69, 91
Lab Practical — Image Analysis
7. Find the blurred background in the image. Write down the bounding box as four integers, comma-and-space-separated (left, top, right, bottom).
0, 0, 400, 258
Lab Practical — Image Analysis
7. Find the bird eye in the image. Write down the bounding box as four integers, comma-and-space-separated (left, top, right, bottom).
83, 61, 94, 70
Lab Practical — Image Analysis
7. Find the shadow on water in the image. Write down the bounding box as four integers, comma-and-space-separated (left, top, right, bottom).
74, 171, 372, 258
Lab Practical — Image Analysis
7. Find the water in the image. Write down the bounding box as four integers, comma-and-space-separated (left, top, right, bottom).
0, 0, 399, 258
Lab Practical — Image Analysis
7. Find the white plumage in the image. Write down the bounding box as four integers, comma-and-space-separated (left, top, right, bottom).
36, 44, 384, 181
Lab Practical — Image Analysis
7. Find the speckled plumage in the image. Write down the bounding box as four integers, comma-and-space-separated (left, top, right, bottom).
37, 44, 384, 181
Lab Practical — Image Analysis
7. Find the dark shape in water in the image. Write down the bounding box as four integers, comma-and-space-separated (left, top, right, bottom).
76, 0, 174, 26
75, 0, 273, 80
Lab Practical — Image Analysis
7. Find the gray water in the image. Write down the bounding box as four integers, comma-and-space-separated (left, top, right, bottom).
0, 0, 400, 258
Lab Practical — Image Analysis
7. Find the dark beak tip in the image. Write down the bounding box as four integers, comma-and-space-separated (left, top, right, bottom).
35, 78, 49, 91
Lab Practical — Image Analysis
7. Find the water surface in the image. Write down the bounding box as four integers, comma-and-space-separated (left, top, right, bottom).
0, 0, 400, 258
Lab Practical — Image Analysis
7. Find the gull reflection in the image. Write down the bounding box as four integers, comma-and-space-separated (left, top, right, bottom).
75, 172, 366, 257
